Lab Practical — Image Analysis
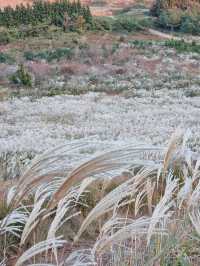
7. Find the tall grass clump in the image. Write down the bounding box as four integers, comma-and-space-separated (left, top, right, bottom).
1, 130, 200, 265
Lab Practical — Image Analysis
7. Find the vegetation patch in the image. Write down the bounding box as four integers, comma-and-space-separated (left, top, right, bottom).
24, 47, 74, 62
1, 131, 200, 265
129, 39, 200, 55
10, 64, 32, 87
0, 30, 11, 45
129, 39, 155, 49
0, 0, 92, 29
151, 0, 200, 34
165, 39, 200, 53
92, 16, 150, 33
0, 52, 15, 64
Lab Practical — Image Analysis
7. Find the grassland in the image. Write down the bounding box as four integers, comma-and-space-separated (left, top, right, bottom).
0, 1, 200, 265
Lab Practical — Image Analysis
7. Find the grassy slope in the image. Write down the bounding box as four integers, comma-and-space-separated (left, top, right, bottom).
0, 2, 200, 265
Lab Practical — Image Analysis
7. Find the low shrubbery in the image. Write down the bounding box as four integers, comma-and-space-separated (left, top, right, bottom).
0, 52, 14, 64
112, 16, 145, 32
24, 47, 74, 62
0, 24, 54, 44
158, 9, 184, 30
165, 39, 200, 53
151, 0, 200, 16
10, 64, 32, 87
92, 17, 113, 31
180, 13, 200, 34
92, 16, 150, 32
130, 39, 154, 49
0, 30, 11, 45
130, 38, 200, 54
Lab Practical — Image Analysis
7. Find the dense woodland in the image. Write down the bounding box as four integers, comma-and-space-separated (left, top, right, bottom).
0, 0, 92, 27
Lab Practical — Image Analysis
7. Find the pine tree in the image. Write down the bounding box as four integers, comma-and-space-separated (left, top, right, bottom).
0, 0, 93, 28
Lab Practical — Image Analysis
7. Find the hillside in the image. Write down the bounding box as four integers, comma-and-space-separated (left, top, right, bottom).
0, 0, 153, 15
1, 0, 200, 265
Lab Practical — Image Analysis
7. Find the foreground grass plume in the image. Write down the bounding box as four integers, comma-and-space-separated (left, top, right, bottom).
0, 129, 200, 265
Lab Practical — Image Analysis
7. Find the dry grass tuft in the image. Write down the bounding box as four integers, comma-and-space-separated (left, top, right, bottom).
0, 130, 200, 265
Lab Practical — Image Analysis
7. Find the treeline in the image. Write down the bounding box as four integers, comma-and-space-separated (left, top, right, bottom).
0, 0, 92, 28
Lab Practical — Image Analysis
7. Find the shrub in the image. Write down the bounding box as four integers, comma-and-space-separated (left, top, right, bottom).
24, 47, 74, 62
158, 9, 183, 29
180, 14, 200, 34
10, 64, 32, 87
92, 17, 113, 31
48, 48, 74, 61
130, 39, 154, 49
24, 51, 35, 61
0, 30, 11, 45
164, 39, 200, 53
112, 16, 144, 32
0, 52, 14, 64
92, 16, 148, 32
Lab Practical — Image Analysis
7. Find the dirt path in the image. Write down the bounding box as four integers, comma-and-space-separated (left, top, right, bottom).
148, 29, 180, 40
148, 28, 200, 43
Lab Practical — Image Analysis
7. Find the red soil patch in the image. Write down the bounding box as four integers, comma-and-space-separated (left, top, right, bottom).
181, 62, 200, 75
60, 62, 89, 75
26, 61, 53, 77
137, 58, 162, 75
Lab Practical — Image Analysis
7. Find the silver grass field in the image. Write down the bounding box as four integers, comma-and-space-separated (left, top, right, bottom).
0, 129, 200, 265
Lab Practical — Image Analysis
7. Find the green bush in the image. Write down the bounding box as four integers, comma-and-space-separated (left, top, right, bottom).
158, 10, 182, 29
164, 39, 200, 53
92, 17, 113, 31
112, 17, 144, 32
10, 64, 32, 87
0, 31, 11, 44
24, 51, 35, 61
0, 52, 14, 64
0, 0, 93, 28
92, 16, 146, 32
130, 39, 154, 49
180, 15, 200, 34
24, 47, 74, 62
